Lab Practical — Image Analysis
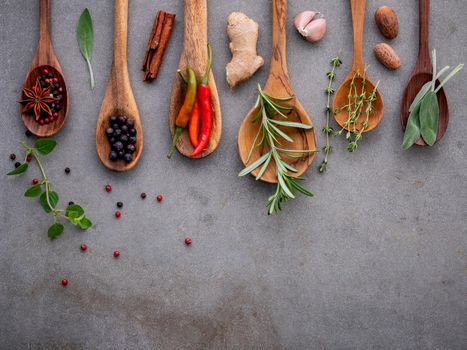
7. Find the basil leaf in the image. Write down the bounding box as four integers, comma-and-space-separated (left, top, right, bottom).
66, 204, 84, 218
77, 8, 95, 89
34, 139, 57, 155
409, 82, 432, 113
24, 184, 42, 197
402, 103, 422, 150
419, 92, 439, 146
48, 222, 64, 239
40, 191, 59, 213
79, 217, 92, 230
7, 163, 28, 176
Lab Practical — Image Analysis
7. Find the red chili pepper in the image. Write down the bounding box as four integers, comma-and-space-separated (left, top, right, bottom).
191, 44, 213, 158
188, 100, 200, 148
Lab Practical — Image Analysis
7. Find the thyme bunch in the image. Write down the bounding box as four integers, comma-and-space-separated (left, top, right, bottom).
319, 56, 342, 173
335, 68, 380, 152
239, 85, 317, 215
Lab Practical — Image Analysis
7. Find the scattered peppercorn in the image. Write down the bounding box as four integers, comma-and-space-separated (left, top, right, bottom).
141, 192, 147, 199
14, 162, 21, 168
80, 244, 87, 251
32, 178, 39, 185
105, 184, 112, 192
25, 130, 32, 137
117, 202, 123, 208
26, 155, 33, 162
115, 211, 121, 218
64, 167, 70, 174
157, 195, 163, 202
185, 237, 192, 245
68, 201, 74, 206
9, 154, 16, 161
61, 279, 68, 286
114, 250, 120, 257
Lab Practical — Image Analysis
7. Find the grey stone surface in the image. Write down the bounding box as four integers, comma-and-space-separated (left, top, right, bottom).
1, 0, 466, 349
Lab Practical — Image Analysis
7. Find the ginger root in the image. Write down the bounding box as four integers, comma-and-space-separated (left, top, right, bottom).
226, 12, 264, 88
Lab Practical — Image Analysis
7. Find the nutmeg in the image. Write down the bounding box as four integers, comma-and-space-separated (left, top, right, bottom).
375, 6, 399, 39
374, 43, 401, 70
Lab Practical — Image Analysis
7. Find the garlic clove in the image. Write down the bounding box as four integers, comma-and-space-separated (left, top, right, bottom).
293, 11, 317, 35
303, 18, 327, 43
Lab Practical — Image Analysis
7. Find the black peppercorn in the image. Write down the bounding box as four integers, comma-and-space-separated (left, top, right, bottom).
141, 192, 147, 199
9, 154, 16, 161
14, 162, 21, 168
64, 167, 70, 174
68, 201, 74, 206
117, 202, 123, 208
25, 130, 32, 137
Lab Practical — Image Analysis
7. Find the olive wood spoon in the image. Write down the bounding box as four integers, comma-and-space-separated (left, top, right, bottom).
20, 0, 69, 137
333, 0, 384, 133
96, 0, 143, 172
238, 0, 316, 184
400, 0, 448, 146
168, 0, 222, 159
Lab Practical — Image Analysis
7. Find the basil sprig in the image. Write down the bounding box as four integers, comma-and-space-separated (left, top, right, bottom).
77, 8, 95, 90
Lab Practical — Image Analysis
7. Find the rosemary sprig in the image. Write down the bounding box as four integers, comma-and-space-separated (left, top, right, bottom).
7, 139, 92, 238
239, 85, 317, 215
320, 56, 342, 173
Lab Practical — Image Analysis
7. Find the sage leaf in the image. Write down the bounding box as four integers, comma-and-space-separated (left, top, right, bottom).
48, 222, 64, 239
419, 92, 439, 146
40, 191, 59, 213
34, 139, 57, 155
402, 103, 422, 150
7, 163, 28, 175
77, 8, 95, 89
24, 184, 42, 198
409, 82, 432, 113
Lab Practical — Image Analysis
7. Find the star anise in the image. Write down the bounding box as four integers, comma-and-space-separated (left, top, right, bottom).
18, 79, 59, 121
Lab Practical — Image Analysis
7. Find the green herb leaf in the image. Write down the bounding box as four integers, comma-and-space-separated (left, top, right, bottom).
409, 82, 432, 113
40, 191, 59, 213
269, 119, 313, 129
402, 103, 422, 150
7, 163, 28, 175
419, 91, 439, 146
66, 204, 85, 219
78, 217, 92, 230
24, 184, 42, 197
239, 153, 270, 177
77, 8, 95, 89
34, 139, 57, 155
48, 222, 64, 239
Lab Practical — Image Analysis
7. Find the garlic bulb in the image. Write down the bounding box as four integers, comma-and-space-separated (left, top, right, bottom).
293, 11, 327, 43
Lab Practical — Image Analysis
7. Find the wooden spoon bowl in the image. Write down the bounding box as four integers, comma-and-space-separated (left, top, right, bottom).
96, 0, 143, 172
238, 0, 316, 184
21, 0, 69, 137
400, 0, 449, 146
168, 0, 222, 159
333, 0, 384, 133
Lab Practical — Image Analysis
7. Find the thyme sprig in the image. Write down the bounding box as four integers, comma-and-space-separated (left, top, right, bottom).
239, 85, 317, 215
335, 67, 380, 152
320, 56, 342, 173
7, 139, 92, 238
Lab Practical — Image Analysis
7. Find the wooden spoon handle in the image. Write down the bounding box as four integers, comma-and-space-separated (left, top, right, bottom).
112, 0, 129, 74
37, 0, 52, 57
418, 0, 430, 61
182, 0, 208, 75
268, 0, 288, 77
350, 0, 366, 71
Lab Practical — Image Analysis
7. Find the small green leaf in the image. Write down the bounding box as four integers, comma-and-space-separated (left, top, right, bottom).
402, 103, 422, 150
48, 222, 64, 239
269, 119, 313, 129
40, 191, 59, 213
24, 184, 42, 197
34, 139, 57, 155
77, 8, 95, 89
409, 82, 432, 113
7, 163, 28, 175
66, 204, 84, 218
239, 153, 270, 177
419, 92, 439, 146
78, 217, 92, 230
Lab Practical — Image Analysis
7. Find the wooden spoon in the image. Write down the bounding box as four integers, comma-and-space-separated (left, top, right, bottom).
333, 0, 384, 133
400, 0, 448, 146
20, 0, 69, 137
96, 0, 143, 172
168, 0, 222, 159
237, 0, 316, 184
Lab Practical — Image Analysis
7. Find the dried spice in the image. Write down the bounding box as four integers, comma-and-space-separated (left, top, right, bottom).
18, 79, 58, 122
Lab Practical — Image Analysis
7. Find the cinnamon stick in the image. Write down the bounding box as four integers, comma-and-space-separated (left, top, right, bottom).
142, 10, 176, 82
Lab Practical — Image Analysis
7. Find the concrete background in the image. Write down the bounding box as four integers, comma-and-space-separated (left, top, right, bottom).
1, 0, 466, 349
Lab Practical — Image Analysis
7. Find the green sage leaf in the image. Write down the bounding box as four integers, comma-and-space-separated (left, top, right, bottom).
402, 103, 422, 150
419, 91, 439, 146
24, 184, 42, 197
7, 163, 28, 175
40, 191, 59, 213
77, 8, 95, 89
409, 82, 432, 113
34, 139, 57, 155
48, 222, 64, 239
